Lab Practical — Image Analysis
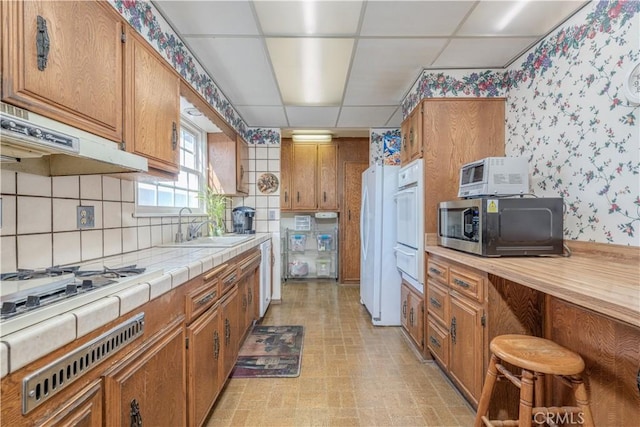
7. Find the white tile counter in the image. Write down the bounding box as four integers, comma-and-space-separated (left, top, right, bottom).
0, 233, 271, 378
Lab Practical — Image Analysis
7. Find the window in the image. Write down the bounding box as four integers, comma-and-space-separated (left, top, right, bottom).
136, 118, 206, 214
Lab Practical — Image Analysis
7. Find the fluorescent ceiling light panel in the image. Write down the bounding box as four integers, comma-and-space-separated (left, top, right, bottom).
255, 1, 362, 36
292, 134, 332, 142
267, 38, 354, 105
496, 0, 530, 31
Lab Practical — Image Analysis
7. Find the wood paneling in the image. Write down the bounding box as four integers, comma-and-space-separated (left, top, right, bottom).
280, 139, 293, 210
423, 99, 505, 233
340, 161, 368, 283
318, 144, 338, 210
291, 144, 318, 210
547, 298, 640, 427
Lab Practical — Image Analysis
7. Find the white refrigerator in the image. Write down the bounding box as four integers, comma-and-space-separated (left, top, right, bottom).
360, 163, 401, 326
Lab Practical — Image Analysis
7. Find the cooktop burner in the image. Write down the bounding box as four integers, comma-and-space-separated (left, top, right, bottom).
0, 264, 147, 321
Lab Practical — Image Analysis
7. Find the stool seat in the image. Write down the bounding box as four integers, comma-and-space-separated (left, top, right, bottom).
490, 334, 585, 376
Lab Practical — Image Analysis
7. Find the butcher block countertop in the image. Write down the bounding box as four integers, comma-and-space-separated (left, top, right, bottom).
425, 242, 640, 328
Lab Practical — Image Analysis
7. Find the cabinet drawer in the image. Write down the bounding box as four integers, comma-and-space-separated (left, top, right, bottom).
449, 267, 483, 302
427, 259, 448, 284
426, 280, 448, 325
186, 264, 228, 323
427, 317, 449, 368
238, 250, 261, 279
220, 267, 239, 295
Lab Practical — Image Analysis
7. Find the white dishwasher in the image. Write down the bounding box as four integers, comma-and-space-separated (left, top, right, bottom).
259, 239, 272, 317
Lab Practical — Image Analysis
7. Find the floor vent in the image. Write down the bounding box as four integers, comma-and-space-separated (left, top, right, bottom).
22, 312, 145, 414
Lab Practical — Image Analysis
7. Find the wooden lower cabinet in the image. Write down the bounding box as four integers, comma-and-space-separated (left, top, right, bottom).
187, 306, 222, 427
38, 379, 102, 427
103, 320, 186, 427
448, 293, 484, 404
220, 288, 239, 381
401, 281, 424, 351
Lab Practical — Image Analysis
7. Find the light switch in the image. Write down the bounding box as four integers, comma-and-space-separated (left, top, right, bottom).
77, 206, 95, 229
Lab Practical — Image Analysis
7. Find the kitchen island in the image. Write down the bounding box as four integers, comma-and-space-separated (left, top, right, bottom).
424, 241, 640, 425
0, 233, 270, 426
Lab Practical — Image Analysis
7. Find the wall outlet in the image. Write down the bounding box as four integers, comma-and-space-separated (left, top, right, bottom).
268, 209, 276, 220
77, 206, 95, 229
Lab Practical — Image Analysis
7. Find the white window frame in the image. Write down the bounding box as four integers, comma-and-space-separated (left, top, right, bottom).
135, 117, 207, 215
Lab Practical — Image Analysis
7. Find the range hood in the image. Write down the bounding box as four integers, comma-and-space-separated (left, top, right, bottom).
0, 103, 147, 176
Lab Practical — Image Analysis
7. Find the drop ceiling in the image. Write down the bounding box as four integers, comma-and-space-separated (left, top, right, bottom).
155, 0, 587, 137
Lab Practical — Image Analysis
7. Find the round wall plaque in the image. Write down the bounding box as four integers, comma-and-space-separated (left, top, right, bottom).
257, 172, 279, 194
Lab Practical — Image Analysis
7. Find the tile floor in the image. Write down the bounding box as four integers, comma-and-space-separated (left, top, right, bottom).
205, 281, 475, 426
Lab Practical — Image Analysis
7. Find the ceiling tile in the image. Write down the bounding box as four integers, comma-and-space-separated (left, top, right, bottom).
344, 38, 448, 105
285, 107, 340, 128
433, 37, 539, 68
235, 106, 288, 128
458, 1, 588, 36
267, 38, 354, 105
337, 106, 398, 128
154, 1, 259, 35
254, 1, 363, 35
184, 37, 281, 106
360, 1, 475, 36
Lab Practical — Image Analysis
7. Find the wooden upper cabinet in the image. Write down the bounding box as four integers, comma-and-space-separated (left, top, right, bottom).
236, 136, 249, 195
400, 105, 423, 165
291, 143, 318, 210
282, 141, 338, 212
1, 0, 124, 142
124, 30, 180, 177
207, 132, 249, 195
280, 139, 293, 210
317, 144, 338, 210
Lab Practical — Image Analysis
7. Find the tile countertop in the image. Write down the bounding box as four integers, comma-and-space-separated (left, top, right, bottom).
425, 245, 640, 328
0, 233, 271, 378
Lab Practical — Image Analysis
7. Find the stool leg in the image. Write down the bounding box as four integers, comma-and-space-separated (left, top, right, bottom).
518, 369, 535, 427
570, 375, 594, 427
533, 373, 545, 425
474, 354, 500, 427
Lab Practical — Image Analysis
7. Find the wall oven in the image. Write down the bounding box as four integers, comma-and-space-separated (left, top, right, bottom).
394, 158, 424, 292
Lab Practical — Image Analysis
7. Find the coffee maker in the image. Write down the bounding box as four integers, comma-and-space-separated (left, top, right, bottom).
232, 206, 256, 234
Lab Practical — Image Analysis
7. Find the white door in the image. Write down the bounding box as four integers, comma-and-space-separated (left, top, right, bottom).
395, 186, 419, 249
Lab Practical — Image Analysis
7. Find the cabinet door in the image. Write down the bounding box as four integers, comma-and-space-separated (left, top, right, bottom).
317, 144, 338, 210
408, 106, 423, 161
38, 380, 102, 427
291, 144, 317, 210
207, 132, 237, 195
220, 288, 239, 381
280, 139, 293, 210
125, 31, 180, 175
236, 136, 249, 195
449, 294, 484, 404
408, 290, 424, 350
187, 307, 221, 427
2, 0, 123, 141
400, 282, 410, 331
400, 116, 411, 165
341, 161, 368, 283
103, 324, 186, 427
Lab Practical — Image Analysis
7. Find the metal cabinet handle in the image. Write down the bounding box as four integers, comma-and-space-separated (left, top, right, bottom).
323, 191, 327, 202
402, 301, 407, 317
450, 317, 457, 344
284, 191, 288, 202
409, 127, 414, 147
172, 122, 178, 150
248, 287, 253, 304
348, 210, 351, 221
36, 16, 50, 71
409, 307, 414, 326
130, 399, 142, 427
429, 297, 441, 308
297, 192, 300, 202
429, 336, 441, 348
223, 274, 237, 286
213, 331, 220, 360
196, 292, 215, 306
224, 318, 231, 345
429, 267, 441, 276
454, 278, 470, 289
242, 295, 247, 310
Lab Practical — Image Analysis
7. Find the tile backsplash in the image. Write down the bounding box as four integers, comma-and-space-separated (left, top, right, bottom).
0, 170, 206, 272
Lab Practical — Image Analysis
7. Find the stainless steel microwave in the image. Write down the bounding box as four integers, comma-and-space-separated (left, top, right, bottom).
437, 197, 564, 257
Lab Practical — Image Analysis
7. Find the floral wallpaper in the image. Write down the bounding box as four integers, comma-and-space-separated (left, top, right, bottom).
110, 0, 280, 145
370, 128, 401, 165
401, 0, 639, 246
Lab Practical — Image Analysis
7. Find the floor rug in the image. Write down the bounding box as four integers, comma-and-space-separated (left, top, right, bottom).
232, 325, 304, 378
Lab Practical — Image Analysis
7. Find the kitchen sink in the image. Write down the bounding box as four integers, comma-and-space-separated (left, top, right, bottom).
158, 234, 255, 248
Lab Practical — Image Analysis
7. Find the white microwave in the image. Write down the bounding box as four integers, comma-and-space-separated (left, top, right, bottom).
458, 157, 529, 198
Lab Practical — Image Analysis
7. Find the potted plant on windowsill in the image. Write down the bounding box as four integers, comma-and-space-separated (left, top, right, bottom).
198, 186, 230, 236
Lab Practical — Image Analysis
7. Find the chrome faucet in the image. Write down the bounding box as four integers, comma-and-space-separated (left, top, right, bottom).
175, 207, 192, 242
187, 219, 216, 241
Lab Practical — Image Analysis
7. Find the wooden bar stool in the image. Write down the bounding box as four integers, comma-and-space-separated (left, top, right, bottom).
474, 334, 595, 427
